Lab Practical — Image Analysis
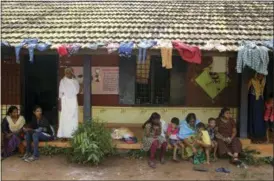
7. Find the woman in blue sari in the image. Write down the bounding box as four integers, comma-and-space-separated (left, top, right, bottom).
177, 113, 200, 159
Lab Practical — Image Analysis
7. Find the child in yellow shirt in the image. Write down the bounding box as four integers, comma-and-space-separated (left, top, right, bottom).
196, 122, 211, 164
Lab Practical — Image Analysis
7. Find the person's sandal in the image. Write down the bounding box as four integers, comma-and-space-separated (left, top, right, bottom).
231, 157, 241, 165
148, 160, 156, 168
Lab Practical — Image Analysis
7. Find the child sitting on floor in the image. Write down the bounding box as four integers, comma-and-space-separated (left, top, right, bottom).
207, 117, 218, 161
195, 122, 211, 164
166, 117, 184, 162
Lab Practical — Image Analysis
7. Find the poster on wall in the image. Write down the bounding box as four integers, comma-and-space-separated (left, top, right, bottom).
72, 66, 119, 95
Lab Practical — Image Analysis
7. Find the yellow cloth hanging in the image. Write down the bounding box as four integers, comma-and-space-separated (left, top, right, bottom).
136, 55, 150, 84
161, 47, 172, 69
248, 74, 265, 100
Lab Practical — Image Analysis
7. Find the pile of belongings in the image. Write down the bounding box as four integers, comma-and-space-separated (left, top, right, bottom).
111, 127, 137, 144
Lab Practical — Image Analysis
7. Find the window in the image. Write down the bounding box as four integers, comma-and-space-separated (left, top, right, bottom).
118, 55, 187, 106
135, 56, 171, 105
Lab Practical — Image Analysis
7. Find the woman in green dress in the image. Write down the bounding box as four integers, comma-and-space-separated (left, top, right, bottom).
142, 112, 167, 168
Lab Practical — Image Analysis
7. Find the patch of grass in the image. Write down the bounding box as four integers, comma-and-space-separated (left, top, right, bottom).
240, 148, 274, 166
239, 170, 249, 179
127, 148, 174, 160
127, 150, 147, 159
40, 144, 71, 156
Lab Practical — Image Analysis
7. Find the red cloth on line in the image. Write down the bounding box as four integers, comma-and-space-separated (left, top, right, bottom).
57, 45, 68, 57
172, 40, 202, 64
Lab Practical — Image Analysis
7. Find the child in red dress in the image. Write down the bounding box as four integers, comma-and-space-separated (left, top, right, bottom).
264, 93, 274, 142
166, 117, 184, 162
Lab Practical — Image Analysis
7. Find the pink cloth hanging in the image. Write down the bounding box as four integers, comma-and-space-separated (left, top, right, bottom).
172, 40, 202, 64
57, 45, 68, 57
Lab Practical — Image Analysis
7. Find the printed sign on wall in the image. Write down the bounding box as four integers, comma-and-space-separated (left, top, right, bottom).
72, 66, 119, 95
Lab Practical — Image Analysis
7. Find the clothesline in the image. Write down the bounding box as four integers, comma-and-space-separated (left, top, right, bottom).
1, 39, 273, 74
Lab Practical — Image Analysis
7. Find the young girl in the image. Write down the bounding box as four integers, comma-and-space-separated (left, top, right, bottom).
22, 106, 54, 162
166, 117, 184, 162
142, 112, 167, 168
207, 117, 218, 161
196, 122, 211, 164
264, 93, 274, 142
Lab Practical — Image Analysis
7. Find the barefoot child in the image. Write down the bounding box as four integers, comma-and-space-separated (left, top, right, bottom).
207, 117, 218, 161
196, 122, 211, 164
166, 117, 184, 162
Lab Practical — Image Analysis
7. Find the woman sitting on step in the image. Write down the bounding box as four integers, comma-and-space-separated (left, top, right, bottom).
1, 106, 25, 158
142, 112, 167, 168
22, 106, 54, 162
215, 107, 242, 164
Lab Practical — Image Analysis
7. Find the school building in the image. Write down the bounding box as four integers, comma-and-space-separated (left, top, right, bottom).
1, 0, 273, 153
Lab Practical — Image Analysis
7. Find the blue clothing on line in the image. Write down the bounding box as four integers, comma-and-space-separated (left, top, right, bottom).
236, 41, 269, 75
67, 44, 81, 57
86, 42, 105, 50
15, 39, 51, 63
1, 41, 10, 47
138, 40, 157, 63
262, 39, 274, 49
118, 42, 134, 58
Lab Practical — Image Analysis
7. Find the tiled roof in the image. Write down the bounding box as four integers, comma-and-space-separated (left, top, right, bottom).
1, 0, 273, 50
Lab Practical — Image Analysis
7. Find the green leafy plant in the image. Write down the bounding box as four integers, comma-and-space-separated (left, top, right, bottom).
240, 148, 273, 165
69, 119, 115, 165
40, 144, 71, 156
127, 150, 147, 159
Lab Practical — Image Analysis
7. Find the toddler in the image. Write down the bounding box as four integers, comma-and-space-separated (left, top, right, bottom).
166, 117, 184, 162
196, 122, 211, 164
207, 117, 218, 161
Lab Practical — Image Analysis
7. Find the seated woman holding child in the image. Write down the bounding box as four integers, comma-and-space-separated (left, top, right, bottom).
215, 107, 242, 163
177, 113, 201, 160
142, 112, 167, 168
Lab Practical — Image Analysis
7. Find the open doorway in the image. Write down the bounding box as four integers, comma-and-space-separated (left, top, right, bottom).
22, 55, 59, 126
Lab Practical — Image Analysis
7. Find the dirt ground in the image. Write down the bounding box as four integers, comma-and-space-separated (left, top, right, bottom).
2, 155, 273, 180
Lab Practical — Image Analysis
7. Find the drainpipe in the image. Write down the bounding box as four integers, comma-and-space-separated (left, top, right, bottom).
83, 55, 91, 122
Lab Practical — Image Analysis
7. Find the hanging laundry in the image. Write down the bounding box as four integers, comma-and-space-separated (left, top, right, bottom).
172, 40, 202, 64
15, 38, 51, 63
236, 41, 269, 75
159, 40, 173, 69
85, 42, 105, 50
1, 40, 10, 47
136, 55, 150, 84
36, 42, 51, 51
118, 42, 134, 58
138, 40, 157, 63
203, 40, 226, 52
106, 43, 119, 54
57, 45, 68, 57
262, 39, 274, 49
67, 44, 81, 57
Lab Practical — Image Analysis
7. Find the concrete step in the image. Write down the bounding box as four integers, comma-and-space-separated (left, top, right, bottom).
243, 143, 273, 157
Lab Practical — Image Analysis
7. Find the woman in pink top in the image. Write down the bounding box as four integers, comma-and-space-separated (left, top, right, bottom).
167, 117, 184, 162
264, 93, 274, 142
